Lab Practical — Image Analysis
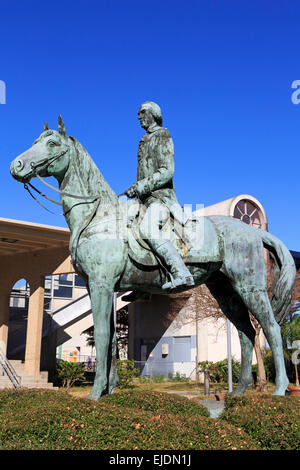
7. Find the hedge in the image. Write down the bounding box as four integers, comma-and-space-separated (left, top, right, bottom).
0, 389, 257, 450
221, 393, 300, 450
1, 389, 298, 450
101, 390, 211, 417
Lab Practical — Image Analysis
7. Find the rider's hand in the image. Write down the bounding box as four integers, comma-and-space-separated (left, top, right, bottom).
125, 184, 137, 198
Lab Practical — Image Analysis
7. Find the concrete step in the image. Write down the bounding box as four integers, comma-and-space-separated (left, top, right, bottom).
0, 362, 56, 390
0, 375, 49, 384
0, 384, 59, 390
0, 377, 58, 390
4, 361, 49, 380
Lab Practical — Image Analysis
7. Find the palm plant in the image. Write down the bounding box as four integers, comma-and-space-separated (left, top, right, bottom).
281, 314, 300, 386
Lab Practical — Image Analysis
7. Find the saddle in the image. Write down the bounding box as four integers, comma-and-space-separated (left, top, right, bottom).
127, 212, 221, 268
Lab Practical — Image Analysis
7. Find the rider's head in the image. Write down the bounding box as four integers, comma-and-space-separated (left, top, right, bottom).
138, 101, 162, 130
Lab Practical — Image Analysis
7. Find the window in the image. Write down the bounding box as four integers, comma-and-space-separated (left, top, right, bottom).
58, 274, 73, 286
44, 297, 52, 311
43, 273, 87, 305
75, 274, 86, 288
53, 274, 73, 299
53, 285, 73, 298
233, 200, 262, 228
44, 276, 52, 296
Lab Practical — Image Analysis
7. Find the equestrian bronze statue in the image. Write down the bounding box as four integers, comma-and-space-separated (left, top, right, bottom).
10, 105, 296, 400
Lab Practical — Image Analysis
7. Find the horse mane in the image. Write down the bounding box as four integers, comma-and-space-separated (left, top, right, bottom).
69, 136, 119, 205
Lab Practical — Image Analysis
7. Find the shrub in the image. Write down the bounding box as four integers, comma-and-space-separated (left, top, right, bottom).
281, 314, 300, 385
102, 390, 210, 417
137, 375, 150, 384
116, 359, 140, 389
0, 389, 258, 450
56, 361, 85, 388
198, 359, 241, 383
221, 393, 300, 450
152, 374, 165, 383
213, 359, 241, 383
167, 372, 189, 382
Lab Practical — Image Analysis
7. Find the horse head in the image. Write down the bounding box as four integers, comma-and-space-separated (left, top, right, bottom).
10, 115, 71, 184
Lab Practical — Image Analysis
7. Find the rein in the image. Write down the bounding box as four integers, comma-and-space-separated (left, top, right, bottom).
24, 147, 103, 215
23, 183, 65, 216
33, 172, 103, 201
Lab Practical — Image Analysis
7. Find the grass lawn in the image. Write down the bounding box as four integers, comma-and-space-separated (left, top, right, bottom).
69, 380, 226, 399
69, 379, 276, 400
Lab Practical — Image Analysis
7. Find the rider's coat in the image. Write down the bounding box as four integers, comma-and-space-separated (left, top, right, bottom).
135, 124, 189, 224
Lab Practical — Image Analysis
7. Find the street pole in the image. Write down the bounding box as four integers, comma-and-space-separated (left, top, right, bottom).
227, 318, 233, 393
113, 293, 117, 328
195, 313, 199, 383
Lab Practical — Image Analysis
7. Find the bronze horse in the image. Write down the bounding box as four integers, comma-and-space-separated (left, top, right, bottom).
10, 117, 296, 399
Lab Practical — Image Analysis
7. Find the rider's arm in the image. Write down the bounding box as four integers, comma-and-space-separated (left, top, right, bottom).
135, 129, 174, 199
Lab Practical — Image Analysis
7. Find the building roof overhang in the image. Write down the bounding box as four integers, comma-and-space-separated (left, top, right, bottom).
0, 217, 70, 256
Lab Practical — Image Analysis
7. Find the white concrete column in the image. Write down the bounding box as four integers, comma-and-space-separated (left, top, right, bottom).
24, 277, 45, 376
0, 288, 10, 355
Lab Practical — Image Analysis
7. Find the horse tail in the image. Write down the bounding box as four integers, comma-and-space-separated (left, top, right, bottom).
261, 231, 296, 325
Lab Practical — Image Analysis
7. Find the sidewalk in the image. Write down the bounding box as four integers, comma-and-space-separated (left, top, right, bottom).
167, 390, 225, 418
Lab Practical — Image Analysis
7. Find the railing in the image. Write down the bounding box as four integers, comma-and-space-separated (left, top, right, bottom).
78, 355, 97, 372
57, 355, 97, 372
0, 347, 21, 388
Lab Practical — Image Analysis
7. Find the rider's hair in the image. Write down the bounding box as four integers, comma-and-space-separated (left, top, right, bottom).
141, 101, 163, 126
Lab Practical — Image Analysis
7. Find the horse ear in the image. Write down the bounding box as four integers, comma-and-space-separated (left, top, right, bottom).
43, 121, 49, 132
58, 114, 67, 137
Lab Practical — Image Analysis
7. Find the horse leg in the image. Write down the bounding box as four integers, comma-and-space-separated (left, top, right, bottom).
206, 274, 255, 395
86, 282, 118, 395
87, 280, 114, 400
235, 286, 289, 396
107, 308, 118, 394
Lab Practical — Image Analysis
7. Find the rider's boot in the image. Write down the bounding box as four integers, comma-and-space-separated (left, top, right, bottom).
181, 220, 201, 260
149, 239, 195, 290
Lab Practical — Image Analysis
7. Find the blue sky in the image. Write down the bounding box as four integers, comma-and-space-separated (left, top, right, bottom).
0, 0, 299, 250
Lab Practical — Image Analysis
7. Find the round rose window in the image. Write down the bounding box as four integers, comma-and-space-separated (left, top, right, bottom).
233, 200, 261, 228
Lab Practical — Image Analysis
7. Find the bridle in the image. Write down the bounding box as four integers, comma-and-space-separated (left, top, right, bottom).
21, 134, 126, 267
23, 146, 102, 215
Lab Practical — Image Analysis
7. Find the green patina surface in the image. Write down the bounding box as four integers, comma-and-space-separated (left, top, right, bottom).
10, 105, 296, 400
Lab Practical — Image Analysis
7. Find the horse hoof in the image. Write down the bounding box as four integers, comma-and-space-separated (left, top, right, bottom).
273, 379, 289, 396
231, 384, 248, 396
87, 392, 100, 401
272, 388, 288, 396
87, 386, 107, 401
231, 389, 244, 397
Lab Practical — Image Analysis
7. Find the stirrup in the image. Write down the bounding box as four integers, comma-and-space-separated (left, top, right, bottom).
162, 275, 195, 291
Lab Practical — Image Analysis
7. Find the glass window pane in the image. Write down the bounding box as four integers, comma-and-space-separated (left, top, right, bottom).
59, 274, 73, 286
54, 286, 72, 298
233, 200, 261, 228
75, 275, 86, 288
44, 278, 52, 294
44, 297, 52, 310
